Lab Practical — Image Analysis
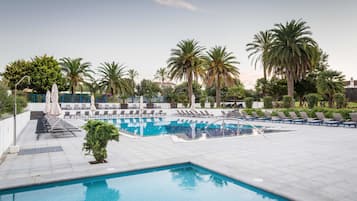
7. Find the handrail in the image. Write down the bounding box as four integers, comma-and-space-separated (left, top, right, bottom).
204, 118, 265, 135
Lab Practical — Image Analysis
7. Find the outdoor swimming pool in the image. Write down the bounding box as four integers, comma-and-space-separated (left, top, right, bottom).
100, 118, 262, 137
0, 163, 288, 201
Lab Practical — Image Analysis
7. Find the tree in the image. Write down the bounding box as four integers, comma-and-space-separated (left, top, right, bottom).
98, 62, 131, 96
136, 79, 161, 103
266, 19, 318, 101
167, 39, 205, 105
154, 67, 168, 84
2, 55, 67, 93
317, 70, 345, 107
205, 46, 239, 107
127, 69, 138, 99
60, 57, 93, 94
1, 60, 31, 90
246, 30, 273, 81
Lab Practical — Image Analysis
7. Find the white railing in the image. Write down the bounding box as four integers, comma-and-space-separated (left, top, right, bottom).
0, 111, 30, 157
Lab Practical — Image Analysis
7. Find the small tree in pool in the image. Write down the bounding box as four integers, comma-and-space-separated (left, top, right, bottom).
82, 120, 119, 163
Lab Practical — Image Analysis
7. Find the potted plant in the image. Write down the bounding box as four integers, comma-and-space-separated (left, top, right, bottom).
82, 120, 119, 164
208, 96, 215, 108
200, 95, 206, 108
120, 95, 128, 109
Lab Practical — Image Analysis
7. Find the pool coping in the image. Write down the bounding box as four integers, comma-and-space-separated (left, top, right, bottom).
0, 158, 296, 201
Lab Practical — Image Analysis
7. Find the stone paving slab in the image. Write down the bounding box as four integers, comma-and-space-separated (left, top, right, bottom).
0, 119, 357, 201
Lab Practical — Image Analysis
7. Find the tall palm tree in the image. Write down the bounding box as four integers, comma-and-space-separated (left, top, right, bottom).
98, 62, 131, 96
167, 39, 205, 105
60, 57, 92, 94
205, 46, 240, 107
246, 30, 273, 81
154, 67, 167, 84
266, 19, 318, 99
127, 69, 138, 98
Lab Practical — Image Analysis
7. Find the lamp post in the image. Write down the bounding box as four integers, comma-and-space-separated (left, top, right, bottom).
9, 75, 30, 153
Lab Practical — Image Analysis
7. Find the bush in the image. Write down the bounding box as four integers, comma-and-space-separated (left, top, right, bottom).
82, 120, 119, 163
305, 93, 320, 109
244, 97, 254, 109
243, 108, 264, 116
199, 96, 206, 108
263, 96, 273, 109
334, 93, 345, 109
208, 96, 215, 108
282, 95, 293, 108
273, 108, 357, 120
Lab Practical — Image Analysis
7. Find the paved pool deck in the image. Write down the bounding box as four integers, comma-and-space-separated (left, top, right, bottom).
0, 118, 357, 201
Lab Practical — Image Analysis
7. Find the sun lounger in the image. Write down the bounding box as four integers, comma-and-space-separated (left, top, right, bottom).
241, 111, 255, 120
300, 112, 322, 125
315, 112, 340, 126
93, 111, 100, 119
277, 112, 292, 123
75, 111, 81, 119
204, 110, 214, 117
83, 111, 90, 120
64, 111, 71, 119
343, 113, 357, 128
288, 112, 305, 124
38, 116, 80, 139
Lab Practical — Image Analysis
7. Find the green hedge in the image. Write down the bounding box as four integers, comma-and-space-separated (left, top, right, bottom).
244, 97, 254, 109
263, 96, 273, 109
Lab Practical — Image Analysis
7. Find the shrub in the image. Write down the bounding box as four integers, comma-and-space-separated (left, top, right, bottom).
208, 96, 215, 108
244, 97, 254, 109
199, 96, 206, 108
305, 93, 320, 109
82, 120, 119, 163
243, 108, 264, 116
282, 95, 293, 108
263, 96, 273, 109
334, 93, 345, 109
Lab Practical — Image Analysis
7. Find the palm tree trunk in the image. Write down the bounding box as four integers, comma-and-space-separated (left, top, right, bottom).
286, 71, 295, 107
216, 75, 221, 107
187, 72, 193, 107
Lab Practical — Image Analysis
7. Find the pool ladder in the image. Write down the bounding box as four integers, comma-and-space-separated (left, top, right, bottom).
203, 118, 265, 136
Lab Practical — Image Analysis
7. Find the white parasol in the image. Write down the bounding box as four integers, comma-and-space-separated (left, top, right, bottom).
49, 83, 62, 116
190, 94, 195, 110
90, 94, 96, 112
44, 90, 51, 114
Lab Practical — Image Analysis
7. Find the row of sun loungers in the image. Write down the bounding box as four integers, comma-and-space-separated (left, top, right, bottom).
176, 110, 214, 118
64, 110, 167, 119
236, 110, 357, 127
36, 115, 81, 139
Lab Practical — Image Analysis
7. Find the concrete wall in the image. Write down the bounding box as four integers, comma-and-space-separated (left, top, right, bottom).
0, 111, 30, 157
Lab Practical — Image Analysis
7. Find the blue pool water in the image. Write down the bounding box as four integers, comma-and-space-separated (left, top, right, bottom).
100, 118, 260, 137
0, 163, 288, 201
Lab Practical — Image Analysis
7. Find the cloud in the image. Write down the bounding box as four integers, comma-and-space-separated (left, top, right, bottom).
154, 0, 197, 11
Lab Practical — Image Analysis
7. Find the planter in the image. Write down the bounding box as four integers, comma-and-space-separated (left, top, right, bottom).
146, 103, 154, 109
170, 103, 177, 108
120, 103, 128, 109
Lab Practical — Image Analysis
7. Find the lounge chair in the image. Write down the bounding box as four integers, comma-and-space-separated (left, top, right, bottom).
300, 112, 322, 125
241, 111, 255, 120
75, 111, 81, 119
83, 111, 90, 120
315, 112, 340, 126
93, 111, 100, 119
288, 112, 306, 124
343, 113, 357, 128
81, 104, 88, 110
252, 111, 268, 121
111, 110, 118, 118
149, 110, 155, 116
204, 110, 214, 117
134, 110, 139, 116
74, 104, 80, 110
102, 111, 109, 118
64, 111, 71, 119
39, 115, 80, 139
128, 110, 134, 117
156, 110, 166, 116
332, 113, 344, 124
277, 112, 292, 123
119, 110, 125, 117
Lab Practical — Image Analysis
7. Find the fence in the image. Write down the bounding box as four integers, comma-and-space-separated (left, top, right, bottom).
0, 111, 31, 157
27, 93, 166, 103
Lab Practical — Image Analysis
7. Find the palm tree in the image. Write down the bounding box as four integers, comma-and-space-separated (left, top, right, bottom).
154, 67, 168, 85
127, 69, 138, 102
266, 19, 318, 99
167, 39, 205, 105
317, 70, 345, 107
246, 30, 273, 81
205, 46, 239, 107
98, 62, 131, 96
60, 57, 92, 94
